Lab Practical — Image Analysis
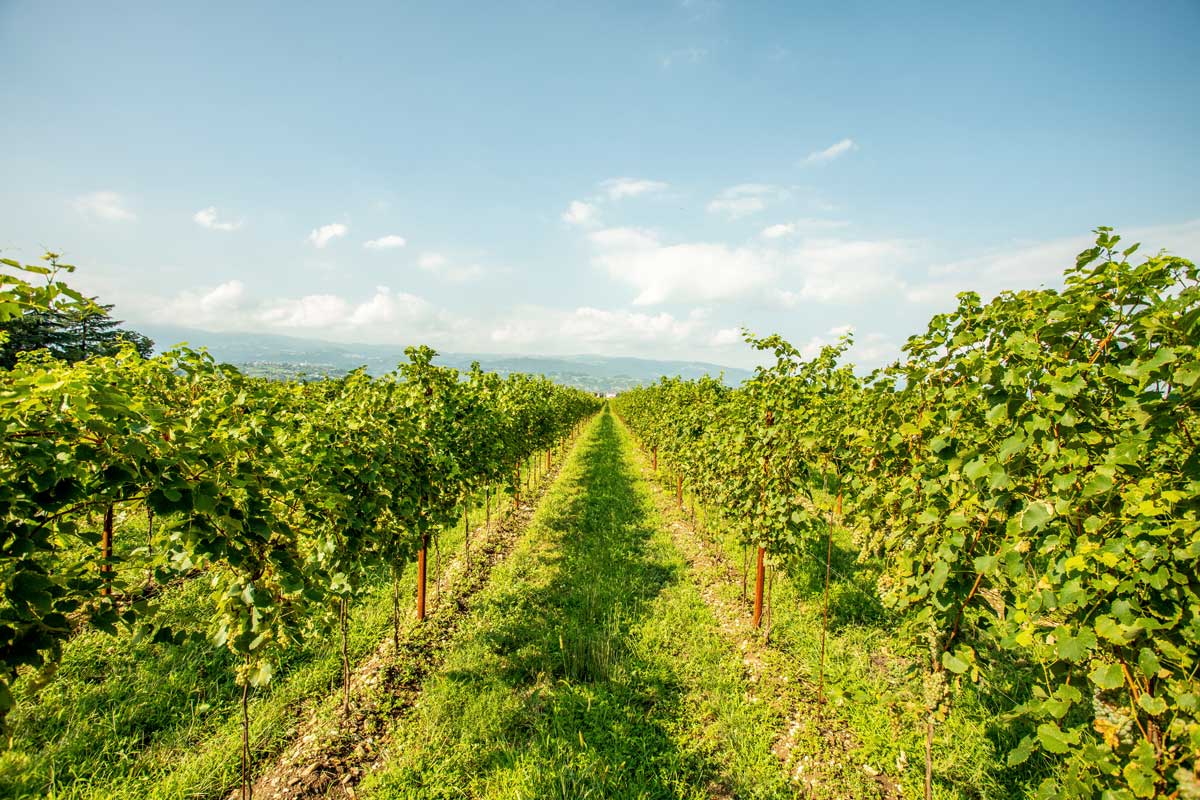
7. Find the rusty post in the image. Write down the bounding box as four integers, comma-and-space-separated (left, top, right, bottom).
416, 533, 428, 621
752, 547, 765, 628
101, 504, 114, 597
652, 445, 657, 472
753, 408, 774, 628
818, 492, 843, 712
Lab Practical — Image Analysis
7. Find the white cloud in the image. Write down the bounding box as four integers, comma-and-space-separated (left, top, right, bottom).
308, 222, 348, 248
562, 200, 599, 227
706, 184, 786, 219
490, 306, 709, 352
346, 286, 433, 326
802, 138, 858, 166
417, 251, 485, 283
760, 218, 850, 239
589, 226, 776, 305
601, 177, 669, 200
364, 234, 407, 250
258, 294, 349, 328
777, 238, 915, 304
585, 221, 916, 308
75, 191, 136, 222
587, 226, 660, 250
198, 280, 245, 312
761, 223, 795, 240
709, 327, 742, 346
151, 280, 459, 342
193, 206, 242, 231
908, 218, 1200, 306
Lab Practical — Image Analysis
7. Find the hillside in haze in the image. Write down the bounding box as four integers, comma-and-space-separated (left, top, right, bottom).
139, 324, 752, 392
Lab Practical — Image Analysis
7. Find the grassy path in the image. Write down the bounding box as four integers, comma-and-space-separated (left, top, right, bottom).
360, 406, 795, 800
623, 420, 1019, 800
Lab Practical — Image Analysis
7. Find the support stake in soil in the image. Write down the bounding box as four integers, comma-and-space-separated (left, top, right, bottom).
752, 546, 765, 628
101, 504, 114, 597
416, 533, 428, 621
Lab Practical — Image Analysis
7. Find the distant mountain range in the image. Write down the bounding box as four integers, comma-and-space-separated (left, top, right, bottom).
138, 325, 752, 392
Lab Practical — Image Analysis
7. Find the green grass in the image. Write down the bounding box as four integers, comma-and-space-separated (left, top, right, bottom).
9, 409, 1055, 799
1, 480, 522, 800
627, 424, 1055, 799
361, 407, 795, 800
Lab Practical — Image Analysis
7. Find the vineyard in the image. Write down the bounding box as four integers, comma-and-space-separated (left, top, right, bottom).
614, 230, 1199, 799
0, 230, 1197, 800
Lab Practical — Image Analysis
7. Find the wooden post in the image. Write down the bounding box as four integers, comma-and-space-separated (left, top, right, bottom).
546, 448, 551, 471
676, 474, 683, 508
752, 546, 765, 628
101, 504, 114, 597
818, 492, 841, 710
416, 533, 428, 621
464, 503, 470, 566
754, 409, 773, 628
514, 465, 521, 508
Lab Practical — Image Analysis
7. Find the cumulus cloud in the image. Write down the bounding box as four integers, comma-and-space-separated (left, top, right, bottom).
588, 226, 776, 305
193, 206, 242, 231
706, 184, 786, 219
75, 191, 136, 222
490, 305, 711, 352
587, 226, 660, 250
802, 138, 858, 166
364, 234, 407, 250
709, 327, 743, 346
584, 220, 919, 308
149, 279, 459, 344
259, 294, 347, 328
778, 238, 915, 303
308, 222, 348, 248
562, 200, 599, 227
600, 177, 669, 200
760, 218, 850, 239
906, 218, 1200, 307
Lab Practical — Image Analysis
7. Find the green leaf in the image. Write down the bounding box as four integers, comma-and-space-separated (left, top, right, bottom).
1007, 735, 1034, 766
1089, 662, 1124, 690
1095, 615, 1131, 645
942, 651, 969, 674
1021, 502, 1052, 532
1036, 721, 1078, 754
1137, 648, 1161, 679
1137, 693, 1167, 716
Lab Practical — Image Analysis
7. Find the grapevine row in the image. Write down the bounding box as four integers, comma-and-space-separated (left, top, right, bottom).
613, 229, 1198, 799
0, 255, 601, 774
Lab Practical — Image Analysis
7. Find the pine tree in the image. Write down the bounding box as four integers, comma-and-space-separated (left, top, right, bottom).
0, 302, 154, 367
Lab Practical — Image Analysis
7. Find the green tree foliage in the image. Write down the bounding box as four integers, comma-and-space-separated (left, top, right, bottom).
614, 229, 1199, 799
0, 254, 154, 367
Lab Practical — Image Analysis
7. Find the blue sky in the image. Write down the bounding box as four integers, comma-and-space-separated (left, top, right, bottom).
2, 0, 1197, 368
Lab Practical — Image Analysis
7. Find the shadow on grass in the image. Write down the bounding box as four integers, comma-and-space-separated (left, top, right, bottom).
391, 410, 729, 799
